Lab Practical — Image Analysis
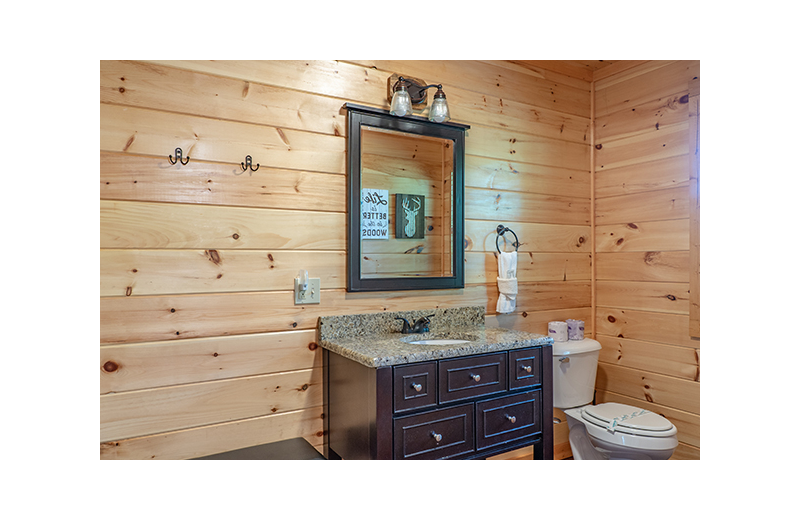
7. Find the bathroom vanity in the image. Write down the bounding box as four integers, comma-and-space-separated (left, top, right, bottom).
319, 307, 554, 460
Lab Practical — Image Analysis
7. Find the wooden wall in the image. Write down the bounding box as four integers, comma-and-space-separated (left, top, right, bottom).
99, 60, 593, 459
592, 61, 700, 459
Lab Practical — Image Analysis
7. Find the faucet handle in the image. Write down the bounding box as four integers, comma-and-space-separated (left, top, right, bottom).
412, 314, 433, 333
395, 317, 412, 334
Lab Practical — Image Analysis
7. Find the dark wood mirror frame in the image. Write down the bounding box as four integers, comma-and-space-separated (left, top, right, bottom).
344, 103, 469, 292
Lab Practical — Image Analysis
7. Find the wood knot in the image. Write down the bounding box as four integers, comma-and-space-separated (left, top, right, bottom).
205, 249, 221, 265
103, 361, 119, 373
607, 315, 616, 323
308, 342, 319, 351
595, 144, 603, 150
232, 233, 240, 240
644, 251, 660, 264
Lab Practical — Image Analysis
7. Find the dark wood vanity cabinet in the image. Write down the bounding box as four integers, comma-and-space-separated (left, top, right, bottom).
324, 345, 553, 460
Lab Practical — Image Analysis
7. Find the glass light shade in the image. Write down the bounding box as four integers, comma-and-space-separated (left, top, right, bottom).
390, 85, 413, 117
428, 93, 450, 123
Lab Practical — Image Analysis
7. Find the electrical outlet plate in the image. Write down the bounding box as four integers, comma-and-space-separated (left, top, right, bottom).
294, 278, 321, 305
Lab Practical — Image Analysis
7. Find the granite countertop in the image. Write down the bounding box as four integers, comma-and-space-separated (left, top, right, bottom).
318, 306, 552, 368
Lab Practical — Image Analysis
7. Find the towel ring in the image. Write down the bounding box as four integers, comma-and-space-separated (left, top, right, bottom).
496, 225, 519, 252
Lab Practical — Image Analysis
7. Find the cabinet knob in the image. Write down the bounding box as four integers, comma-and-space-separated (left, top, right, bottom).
470, 373, 481, 382
505, 414, 517, 424
521, 364, 532, 373
431, 432, 442, 442
411, 383, 422, 392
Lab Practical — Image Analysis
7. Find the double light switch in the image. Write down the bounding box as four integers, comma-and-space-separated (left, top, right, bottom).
294, 270, 320, 305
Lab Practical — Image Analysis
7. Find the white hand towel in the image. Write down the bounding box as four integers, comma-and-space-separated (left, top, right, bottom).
496, 251, 518, 314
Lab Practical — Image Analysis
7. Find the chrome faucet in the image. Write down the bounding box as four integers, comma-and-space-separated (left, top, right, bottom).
395, 314, 435, 334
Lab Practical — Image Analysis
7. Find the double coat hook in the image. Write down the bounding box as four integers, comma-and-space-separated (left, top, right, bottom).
168, 147, 190, 165
241, 155, 260, 172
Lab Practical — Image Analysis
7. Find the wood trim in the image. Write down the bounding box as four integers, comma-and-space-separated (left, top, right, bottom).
689, 96, 700, 338
590, 77, 597, 338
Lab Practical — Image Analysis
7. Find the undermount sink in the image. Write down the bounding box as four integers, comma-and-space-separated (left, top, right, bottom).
407, 339, 472, 345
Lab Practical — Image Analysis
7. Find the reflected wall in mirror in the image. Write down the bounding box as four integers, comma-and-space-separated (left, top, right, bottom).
345, 103, 469, 292
361, 127, 452, 278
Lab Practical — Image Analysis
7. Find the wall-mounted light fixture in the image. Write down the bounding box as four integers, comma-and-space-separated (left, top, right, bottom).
388, 74, 451, 123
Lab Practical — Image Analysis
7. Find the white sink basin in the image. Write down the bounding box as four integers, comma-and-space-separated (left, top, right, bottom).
408, 339, 472, 345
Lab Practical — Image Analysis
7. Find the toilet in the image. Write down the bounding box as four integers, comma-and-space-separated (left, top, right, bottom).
553, 338, 678, 460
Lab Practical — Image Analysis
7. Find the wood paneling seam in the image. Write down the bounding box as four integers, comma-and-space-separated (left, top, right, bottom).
590, 77, 597, 338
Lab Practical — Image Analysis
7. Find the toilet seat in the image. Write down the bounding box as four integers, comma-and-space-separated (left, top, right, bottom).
581, 403, 676, 437
571, 403, 678, 453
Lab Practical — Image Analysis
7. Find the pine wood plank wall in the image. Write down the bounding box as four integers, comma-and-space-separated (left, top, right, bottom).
593, 61, 700, 459
99, 60, 593, 459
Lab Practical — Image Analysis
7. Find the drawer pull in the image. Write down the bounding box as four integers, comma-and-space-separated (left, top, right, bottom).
411, 383, 423, 392
431, 432, 443, 442
470, 373, 481, 382
521, 365, 532, 373
505, 414, 517, 424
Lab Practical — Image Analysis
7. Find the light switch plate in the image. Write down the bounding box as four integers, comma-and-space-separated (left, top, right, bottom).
294, 278, 321, 305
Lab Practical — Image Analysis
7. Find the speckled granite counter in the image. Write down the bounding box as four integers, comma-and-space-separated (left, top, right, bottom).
318, 306, 552, 368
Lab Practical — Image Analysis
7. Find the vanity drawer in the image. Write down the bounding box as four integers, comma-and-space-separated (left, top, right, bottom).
393, 404, 474, 460
393, 361, 437, 413
476, 390, 541, 450
509, 347, 542, 390
439, 352, 507, 404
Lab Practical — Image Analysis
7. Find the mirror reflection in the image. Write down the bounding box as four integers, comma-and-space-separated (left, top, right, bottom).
360, 127, 454, 279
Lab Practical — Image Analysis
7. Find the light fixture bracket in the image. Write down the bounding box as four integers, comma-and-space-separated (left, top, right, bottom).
388, 73, 437, 107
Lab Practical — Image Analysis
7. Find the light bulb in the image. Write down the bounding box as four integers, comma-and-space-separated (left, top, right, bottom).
428, 87, 450, 122
390, 85, 412, 117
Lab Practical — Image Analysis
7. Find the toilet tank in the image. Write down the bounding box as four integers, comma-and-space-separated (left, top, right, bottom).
552, 338, 602, 409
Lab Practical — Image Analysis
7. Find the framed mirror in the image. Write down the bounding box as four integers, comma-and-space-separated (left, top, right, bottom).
345, 103, 469, 292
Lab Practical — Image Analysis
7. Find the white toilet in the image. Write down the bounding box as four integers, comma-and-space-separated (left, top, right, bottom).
553, 338, 678, 460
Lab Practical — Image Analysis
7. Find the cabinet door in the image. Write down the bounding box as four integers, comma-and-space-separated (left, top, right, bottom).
439, 352, 507, 403
476, 391, 541, 450
509, 348, 541, 390
393, 404, 474, 460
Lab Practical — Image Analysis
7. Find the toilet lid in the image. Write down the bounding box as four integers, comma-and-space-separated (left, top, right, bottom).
581, 403, 675, 437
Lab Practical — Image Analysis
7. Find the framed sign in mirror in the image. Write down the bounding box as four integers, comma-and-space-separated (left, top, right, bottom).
345, 103, 469, 292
